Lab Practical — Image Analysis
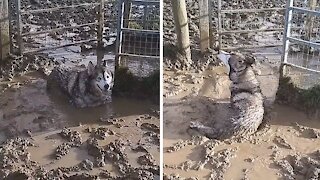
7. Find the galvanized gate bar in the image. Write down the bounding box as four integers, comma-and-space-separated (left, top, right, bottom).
21, 22, 97, 37
287, 37, 320, 48
283, 62, 320, 73
221, 7, 285, 13
115, 0, 125, 66
222, 43, 284, 50
23, 38, 97, 54
129, 0, 159, 5
289, 6, 320, 16
121, 28, 159, 33
281, 0, 293, 69
219, 28, 285, 34
20, 3, 99, 14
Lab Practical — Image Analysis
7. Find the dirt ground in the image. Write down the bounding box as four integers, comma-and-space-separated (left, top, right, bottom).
0, 70, 160, 179
163, 60, 320, 180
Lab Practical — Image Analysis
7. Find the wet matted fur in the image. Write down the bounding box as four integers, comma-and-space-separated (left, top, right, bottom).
190, 52, 264, 139
47, 61, 114, 108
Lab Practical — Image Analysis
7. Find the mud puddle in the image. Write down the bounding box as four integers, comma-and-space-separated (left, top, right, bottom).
0, 71, 158, 140
0, 53, 160, 179
163, 65, 320, 180
0, 71, 160, 179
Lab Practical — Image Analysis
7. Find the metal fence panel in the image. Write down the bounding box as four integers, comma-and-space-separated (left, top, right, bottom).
115, 0, 160, 65
216, 0, 286, 51
282, 0, 320, 75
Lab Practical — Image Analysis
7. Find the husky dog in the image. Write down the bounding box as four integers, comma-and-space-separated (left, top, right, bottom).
190, 52, 264, 139
47, 60, 114, 108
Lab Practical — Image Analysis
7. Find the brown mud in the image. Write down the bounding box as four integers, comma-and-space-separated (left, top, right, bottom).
0, 68, 160, 179
163, 62, 320, 180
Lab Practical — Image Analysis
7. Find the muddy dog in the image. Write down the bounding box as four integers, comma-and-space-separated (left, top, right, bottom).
190, 52, 264, 139
47, 61, 114, 108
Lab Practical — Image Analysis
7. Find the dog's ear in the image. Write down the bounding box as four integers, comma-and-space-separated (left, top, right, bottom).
87, 61, 95, 75
103, 60, 108, 67
111, 71, 114, 79
245, 53, 256, 65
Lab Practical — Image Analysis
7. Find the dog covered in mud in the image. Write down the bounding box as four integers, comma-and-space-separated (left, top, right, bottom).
190, 52, 264, 139
47, 60, 114, 108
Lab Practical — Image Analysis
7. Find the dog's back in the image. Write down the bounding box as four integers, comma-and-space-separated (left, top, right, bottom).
229, 60, 264, 137
190, 52, 264, 139
48, 66, 83, 94
47, 62, 113, 108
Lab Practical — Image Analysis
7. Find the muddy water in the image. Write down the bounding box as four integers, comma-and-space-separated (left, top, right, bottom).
0, 71, 158, 141
0, 68, 160, 178
163, 66, 320, 179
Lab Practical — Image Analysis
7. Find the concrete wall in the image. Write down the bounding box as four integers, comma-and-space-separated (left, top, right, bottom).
0, 0, 10, 60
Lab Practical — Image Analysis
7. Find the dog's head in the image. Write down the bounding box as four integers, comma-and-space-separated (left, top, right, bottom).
87, 60, 114, 96
218, 51, 255, 75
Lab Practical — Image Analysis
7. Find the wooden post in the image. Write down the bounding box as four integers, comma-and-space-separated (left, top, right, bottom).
16, 0, 23, 55
171, 0, 192, 64
0, 0, 10, 60
217, 0, 222, 51
97, 0, 105, 49
208, 0, 214, 49
199, 0, 210, 53
143, 5, 148, 29
123, 0, 131, 28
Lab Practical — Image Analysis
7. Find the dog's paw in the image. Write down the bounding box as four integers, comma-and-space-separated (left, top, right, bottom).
188, 121, 201, 137
189, 121, 219, 139
189, 121, 204, 129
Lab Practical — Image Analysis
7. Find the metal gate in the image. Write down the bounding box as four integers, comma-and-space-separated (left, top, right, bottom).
216, 0, 286, 51
281, 0, 320, 74
12, 0, 106, 55
115, 0, 160, 65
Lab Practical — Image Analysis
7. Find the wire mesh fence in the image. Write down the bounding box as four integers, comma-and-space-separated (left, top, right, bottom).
282, 0, 320, 89
122, 30, 160, 57
116, 0, 160, 64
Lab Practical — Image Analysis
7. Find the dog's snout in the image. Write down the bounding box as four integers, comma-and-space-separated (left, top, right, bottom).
104, 84, 109, 90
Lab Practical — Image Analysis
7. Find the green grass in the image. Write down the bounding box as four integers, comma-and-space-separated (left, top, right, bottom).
113, 67, 159, 102
163, 43, 179, 59
276, 76, 320, 114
